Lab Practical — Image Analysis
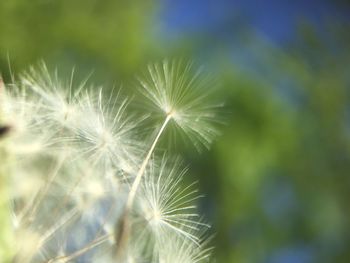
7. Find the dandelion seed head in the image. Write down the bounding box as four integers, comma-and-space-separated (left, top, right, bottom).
158, 232, 212, 263
136, 158, 205, 246
73, 89, 143, 175
20, 63, 86, 131
3, 61, 216, 263
138, 59, 221, 150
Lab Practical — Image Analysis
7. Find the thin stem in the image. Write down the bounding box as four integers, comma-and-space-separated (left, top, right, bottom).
37, 208, 79, 250
114, 113, 172, 260
127, 113, 172, 210
47, 233, 111, 263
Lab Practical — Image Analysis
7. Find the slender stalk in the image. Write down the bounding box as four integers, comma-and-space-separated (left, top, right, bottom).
47, 233, 112, 263
37, 208, 79, 249
114, 113, 172, 260
127, 113, 172, 210
46, 113, 173, 262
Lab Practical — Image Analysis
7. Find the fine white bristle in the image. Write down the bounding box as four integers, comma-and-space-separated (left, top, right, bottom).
0, 60, 219, 263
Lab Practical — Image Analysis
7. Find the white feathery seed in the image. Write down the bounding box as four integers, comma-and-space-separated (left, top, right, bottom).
157, 230, 212, 263
136, 158, 208, 245
138, 60, 221, 151
0, 60, 220, 263
72, 88, 143, 175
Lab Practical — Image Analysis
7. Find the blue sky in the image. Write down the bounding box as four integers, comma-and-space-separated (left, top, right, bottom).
160, 0, 350, 44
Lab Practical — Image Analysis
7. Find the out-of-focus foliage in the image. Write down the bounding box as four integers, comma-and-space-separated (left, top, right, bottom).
0, 0, 156, 81
200, 23, 350, 263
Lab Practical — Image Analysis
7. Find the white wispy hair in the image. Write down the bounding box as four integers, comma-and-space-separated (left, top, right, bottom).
135, 157, 208, 245
1, 60, 219, 263
156, 226, 212, 263
20, 63, 89, 132
72, 88, 144, 175
138, 59, 221, 151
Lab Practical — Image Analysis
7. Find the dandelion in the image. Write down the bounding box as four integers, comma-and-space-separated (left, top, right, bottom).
72, 88, 143, 175
21, 63, 86, 129
157, 229, 212, 263
135, 157, 207, 245
138, 59, 221, 151
0, 60, 219, 263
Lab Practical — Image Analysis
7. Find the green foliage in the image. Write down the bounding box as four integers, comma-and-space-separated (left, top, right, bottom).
204, 25, 350, 262
0, 0, 156, 80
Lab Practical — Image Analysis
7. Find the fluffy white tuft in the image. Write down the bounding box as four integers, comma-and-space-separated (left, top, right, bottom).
1, 61, 219, 263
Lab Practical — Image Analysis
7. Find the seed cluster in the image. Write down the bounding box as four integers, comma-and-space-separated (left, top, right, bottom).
1, 60, 219, 263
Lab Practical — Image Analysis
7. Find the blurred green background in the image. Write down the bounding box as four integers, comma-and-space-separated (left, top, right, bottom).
1, 0, 350, 262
